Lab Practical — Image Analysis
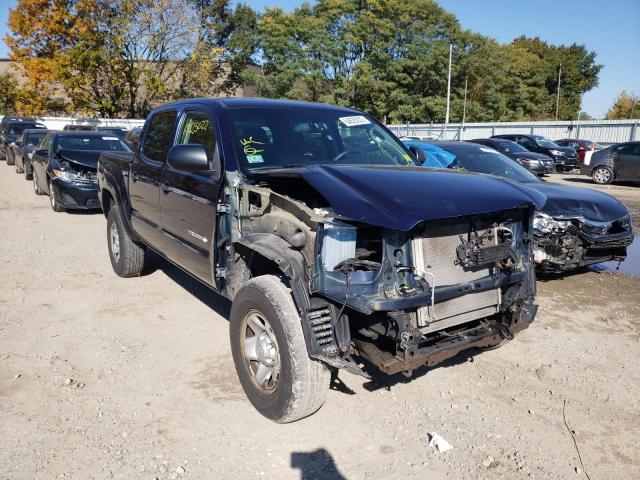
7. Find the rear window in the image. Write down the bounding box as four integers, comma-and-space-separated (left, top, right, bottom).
55, 135, 132, 152
142, 110, 177, 162
25, 131, 47, 147
9, 123, 44, 135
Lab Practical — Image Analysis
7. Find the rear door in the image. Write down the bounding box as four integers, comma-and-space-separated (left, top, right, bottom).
614, 143, 640, 180
159, 108, 221, 285
130, 109, 177, 249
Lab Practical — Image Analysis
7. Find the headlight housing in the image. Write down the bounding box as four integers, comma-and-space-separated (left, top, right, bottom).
519, 158, 540, 166
53, 168, 93, 184
533, 212, 571, 233
550, 149, 563, 156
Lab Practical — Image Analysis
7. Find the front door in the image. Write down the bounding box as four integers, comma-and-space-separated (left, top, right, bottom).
614, 143, 640, 180
159, 108, 221, 286
130, 109, 177, 249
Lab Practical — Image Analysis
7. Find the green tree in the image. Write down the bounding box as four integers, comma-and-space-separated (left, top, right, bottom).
605, 91, 639, 119
0, 73, 19, 114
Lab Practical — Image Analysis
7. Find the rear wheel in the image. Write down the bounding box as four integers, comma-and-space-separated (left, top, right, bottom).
592, 166, 613, 184
107, 207, 146, 277
49, 180, 64, 212
6, 150, 14, 166
230, 275, 330, 423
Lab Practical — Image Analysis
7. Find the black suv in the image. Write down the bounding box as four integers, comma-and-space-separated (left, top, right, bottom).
492, 134, 578, 172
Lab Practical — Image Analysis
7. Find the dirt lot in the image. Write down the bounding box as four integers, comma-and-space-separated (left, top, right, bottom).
1, 167, 639, 480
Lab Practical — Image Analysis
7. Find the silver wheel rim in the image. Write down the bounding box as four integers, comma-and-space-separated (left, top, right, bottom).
241, 309, 281, 393
49, 182, 55, 208
594, 168, 610, 183
110, 222, 120, 263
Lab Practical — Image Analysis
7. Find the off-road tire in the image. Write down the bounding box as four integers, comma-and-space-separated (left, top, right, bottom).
33, 173, 45, 195
49, 180, 64, 212
592, 165, 613, 185
230, 275, 330, 423
107, 207, 146, 277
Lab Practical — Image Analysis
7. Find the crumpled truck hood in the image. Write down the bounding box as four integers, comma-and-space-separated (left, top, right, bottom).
258, 165, 544, 231
525, 183, 629, 221
57, 149, 102, 170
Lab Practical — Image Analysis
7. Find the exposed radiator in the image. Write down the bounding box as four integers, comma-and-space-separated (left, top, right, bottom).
412, 224, 500, 332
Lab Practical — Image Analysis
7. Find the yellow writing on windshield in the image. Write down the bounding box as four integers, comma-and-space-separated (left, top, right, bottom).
241, 137, 265, 155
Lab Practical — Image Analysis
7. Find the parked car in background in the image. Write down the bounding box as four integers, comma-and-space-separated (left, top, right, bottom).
124, 127, 142, 150
31, 131, 132, 212
581, 141, 640, 184
98, 98, 542, 422
13, 128, 49, 178
63, 124, 96, 131
96, 126, 129, 139
467, 138, 554, 175
0, 119, 46, 163
555, 138, 602, 165
491, 134, 578, 172
406, 140, 634, 272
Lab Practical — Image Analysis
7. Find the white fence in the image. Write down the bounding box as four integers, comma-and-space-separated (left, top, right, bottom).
0, 115, 146, 131
387, 119, 640, 145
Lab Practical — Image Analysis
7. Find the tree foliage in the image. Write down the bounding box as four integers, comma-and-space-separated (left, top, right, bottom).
5, 0, 605, 121
605, 91, 639, 120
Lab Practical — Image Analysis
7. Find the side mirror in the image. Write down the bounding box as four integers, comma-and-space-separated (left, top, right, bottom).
15, 141, 23, 147
167, 144, 221, 180
408, 146, 426, 164
35, 148, 48, 157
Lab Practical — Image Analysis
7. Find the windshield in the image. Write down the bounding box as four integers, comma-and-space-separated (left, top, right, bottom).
98, 128, 128, 139
226, 107, 415, 170
9, 123, 43, 135
492, 139, 528, 153
533, 135, 560, 148
25, 132, 47, 147
436, 144, 540, 183
55, 135, 132, 152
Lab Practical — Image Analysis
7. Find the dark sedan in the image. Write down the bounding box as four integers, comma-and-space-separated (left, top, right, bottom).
491, 134, 578, 172
1, 120, 46, 164
469, 138, 554, 175
31, 131, 132, 212
405, 140, 634, 272
13, 128, 48, 179
580, 141, 640, 184
555, 138, 602, 165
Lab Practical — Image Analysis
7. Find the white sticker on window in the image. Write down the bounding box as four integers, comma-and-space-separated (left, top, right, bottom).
246, 154, 264, 164
480, 147, 496, 153
339, 115, 371, 127
102, 136, 119, 141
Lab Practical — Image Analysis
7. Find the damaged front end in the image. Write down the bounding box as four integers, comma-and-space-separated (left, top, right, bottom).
222, 166, 541, 378
532, 212, 634, 272
311, 208, 537, 376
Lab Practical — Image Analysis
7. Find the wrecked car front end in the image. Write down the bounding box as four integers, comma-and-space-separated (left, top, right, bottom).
532, 212, 633, 271
224, 164, 541, 377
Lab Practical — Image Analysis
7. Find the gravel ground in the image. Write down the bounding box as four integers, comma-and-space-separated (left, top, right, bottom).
1, 167, 639, 480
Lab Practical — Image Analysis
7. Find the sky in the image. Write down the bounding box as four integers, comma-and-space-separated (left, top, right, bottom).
1, 0, 638, 118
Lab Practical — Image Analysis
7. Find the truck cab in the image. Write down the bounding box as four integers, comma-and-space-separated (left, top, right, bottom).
98, 98, 542, 423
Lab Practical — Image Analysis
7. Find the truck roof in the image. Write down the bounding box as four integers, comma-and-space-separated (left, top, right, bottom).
156, 97, 361, 113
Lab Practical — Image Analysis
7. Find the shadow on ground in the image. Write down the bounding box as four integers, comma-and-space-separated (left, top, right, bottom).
291, 449, 346, 480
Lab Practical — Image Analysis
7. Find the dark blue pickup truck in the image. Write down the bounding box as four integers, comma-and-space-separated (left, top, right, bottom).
98, 98, 543, 422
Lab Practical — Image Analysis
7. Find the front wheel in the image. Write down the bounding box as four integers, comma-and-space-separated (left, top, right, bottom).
49, 180, 64, 212
592, 166, 613, 184
230, 275, 330, 423
106, 207, 146, 277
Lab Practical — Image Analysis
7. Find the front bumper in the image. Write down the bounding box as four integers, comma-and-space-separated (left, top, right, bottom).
51, 179, 100, 210
553, 154, 578, 169
527, 163, 554, 175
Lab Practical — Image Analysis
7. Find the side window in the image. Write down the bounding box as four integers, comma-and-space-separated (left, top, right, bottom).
618, 144, 640, 156
41, 134, 53, 153
176, 110, 217, 164
142, 110, 177, 162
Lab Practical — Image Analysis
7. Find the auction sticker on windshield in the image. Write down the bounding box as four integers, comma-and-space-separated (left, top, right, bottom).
339, 115, 371, 127
246, 154, 264, 164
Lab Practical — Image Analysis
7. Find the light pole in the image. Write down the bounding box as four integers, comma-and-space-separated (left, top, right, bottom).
445, 44, 452, 125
